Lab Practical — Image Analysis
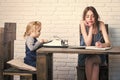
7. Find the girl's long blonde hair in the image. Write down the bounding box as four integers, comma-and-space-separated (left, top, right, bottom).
23, 21, 41, 38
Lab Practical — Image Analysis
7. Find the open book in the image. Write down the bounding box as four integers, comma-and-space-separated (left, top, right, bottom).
85, 46, 112, 50
68, 45, 112, 50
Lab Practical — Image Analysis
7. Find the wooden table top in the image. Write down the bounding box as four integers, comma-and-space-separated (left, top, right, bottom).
37, 46, 120, 55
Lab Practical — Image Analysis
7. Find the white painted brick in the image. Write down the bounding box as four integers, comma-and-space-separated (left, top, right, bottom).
76, 0, 94, 3
54, 71, 69, 75
40, 0, 58, 3
57, 74, 69, 79
108, 12, 120, 16
54, 54, 68, 58
67, 74, 76, 79
112, 7, 120, 11
54, 62, 66, 67
0, 6, 36, 12
54, 59, 68, 62
68, 54, 78, 59
87, 3, 105, 7
5, 0, 24, 3
66, 63, 77, 67
14, 75, 20, 80
106, 3, 120, 6
69, 70, 77, 75
0, 2, 33, 7
58, 0, 76, 3
94, 0, 111, 2
0, 0, 6, 2
112, 0, 120, 2
23, 0, 40, 2
97, 7, 112, 12
57, 74, 76, 80
0, 0, 120, 80
56, 66, 74, 71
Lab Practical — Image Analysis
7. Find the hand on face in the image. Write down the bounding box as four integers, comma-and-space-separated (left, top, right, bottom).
84, 21, 94, 27
84, 10, 95, 27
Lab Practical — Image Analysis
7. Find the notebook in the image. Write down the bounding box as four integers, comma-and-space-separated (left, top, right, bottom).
68, 45, 112, 50
85, 46, 112, 50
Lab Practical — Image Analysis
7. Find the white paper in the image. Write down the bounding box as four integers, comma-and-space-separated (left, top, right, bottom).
85, 46, 112, 50
43, 39, 62, 46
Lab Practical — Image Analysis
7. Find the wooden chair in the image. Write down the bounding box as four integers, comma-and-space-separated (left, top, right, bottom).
3, 67, 36, 80
0, 23, 36, 80
3, 42, 36, 80
77, 24, 109, 80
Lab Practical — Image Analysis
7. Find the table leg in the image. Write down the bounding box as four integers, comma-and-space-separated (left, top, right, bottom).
37, 53, 53, 80
47, 53, 53, 80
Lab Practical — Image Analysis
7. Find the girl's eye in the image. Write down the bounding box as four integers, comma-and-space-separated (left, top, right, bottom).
86, 15, 94, 18
91, 15, 94, 18
86, 15, 89, 18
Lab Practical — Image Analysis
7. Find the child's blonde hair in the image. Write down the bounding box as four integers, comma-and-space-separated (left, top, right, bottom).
24, 21, 41, 38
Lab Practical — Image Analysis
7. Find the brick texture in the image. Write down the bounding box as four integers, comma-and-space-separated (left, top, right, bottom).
0, 0, 120, 80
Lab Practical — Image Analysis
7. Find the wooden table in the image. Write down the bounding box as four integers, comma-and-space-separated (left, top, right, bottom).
36, 46, 120, 80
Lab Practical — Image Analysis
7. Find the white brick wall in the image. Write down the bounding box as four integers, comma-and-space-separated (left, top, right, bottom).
0, 0, 120, 80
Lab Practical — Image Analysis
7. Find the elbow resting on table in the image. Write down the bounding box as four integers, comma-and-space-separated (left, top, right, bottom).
102, 42, 111, 47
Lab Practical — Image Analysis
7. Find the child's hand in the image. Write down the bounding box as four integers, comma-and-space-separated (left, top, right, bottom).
95, 41, 103, 48
39, 39, 44, 43
39, 39, 48, 43
43, 39, 48, 43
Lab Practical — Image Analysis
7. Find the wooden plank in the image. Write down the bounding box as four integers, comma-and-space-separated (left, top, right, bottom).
4, 23, 16, 42
0, 28, 4, 42
3, 67, 36, 76
36, 53, 53, 80
3, 23, 16, 80
47, 53, 53, 80
0, 28, 4, 59
0, 43, 4, 80
0, 28, 4, 80
3, 23, 16, 66
37, 54, 48, 80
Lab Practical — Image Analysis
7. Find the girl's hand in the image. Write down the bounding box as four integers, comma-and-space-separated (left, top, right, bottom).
43, 39, 48, 43
39, 39, 44, 43
95, 41, 103, 48
84, 21, 93, 27
40, 39, 48, 43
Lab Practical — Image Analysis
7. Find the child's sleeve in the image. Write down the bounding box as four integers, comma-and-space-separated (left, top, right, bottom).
26, 37, 42, 51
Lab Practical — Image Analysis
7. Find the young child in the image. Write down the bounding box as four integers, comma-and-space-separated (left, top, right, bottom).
23, 21, 47, 80
78, 6, 111, 80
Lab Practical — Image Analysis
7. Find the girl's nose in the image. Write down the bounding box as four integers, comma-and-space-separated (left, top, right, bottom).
89, 16, 92, 20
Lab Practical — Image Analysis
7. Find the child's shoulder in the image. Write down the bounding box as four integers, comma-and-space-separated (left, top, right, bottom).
26, 36, 34, 41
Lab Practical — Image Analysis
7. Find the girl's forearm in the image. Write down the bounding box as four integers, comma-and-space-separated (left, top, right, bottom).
85, 27, 93, 46
102, 43, 111, 48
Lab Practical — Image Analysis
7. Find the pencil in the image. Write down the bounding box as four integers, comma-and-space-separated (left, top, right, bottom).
98, 37, 102, 41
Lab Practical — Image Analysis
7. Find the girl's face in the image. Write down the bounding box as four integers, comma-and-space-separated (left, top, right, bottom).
31, 27, 41, 38
85, 10, 95, 26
